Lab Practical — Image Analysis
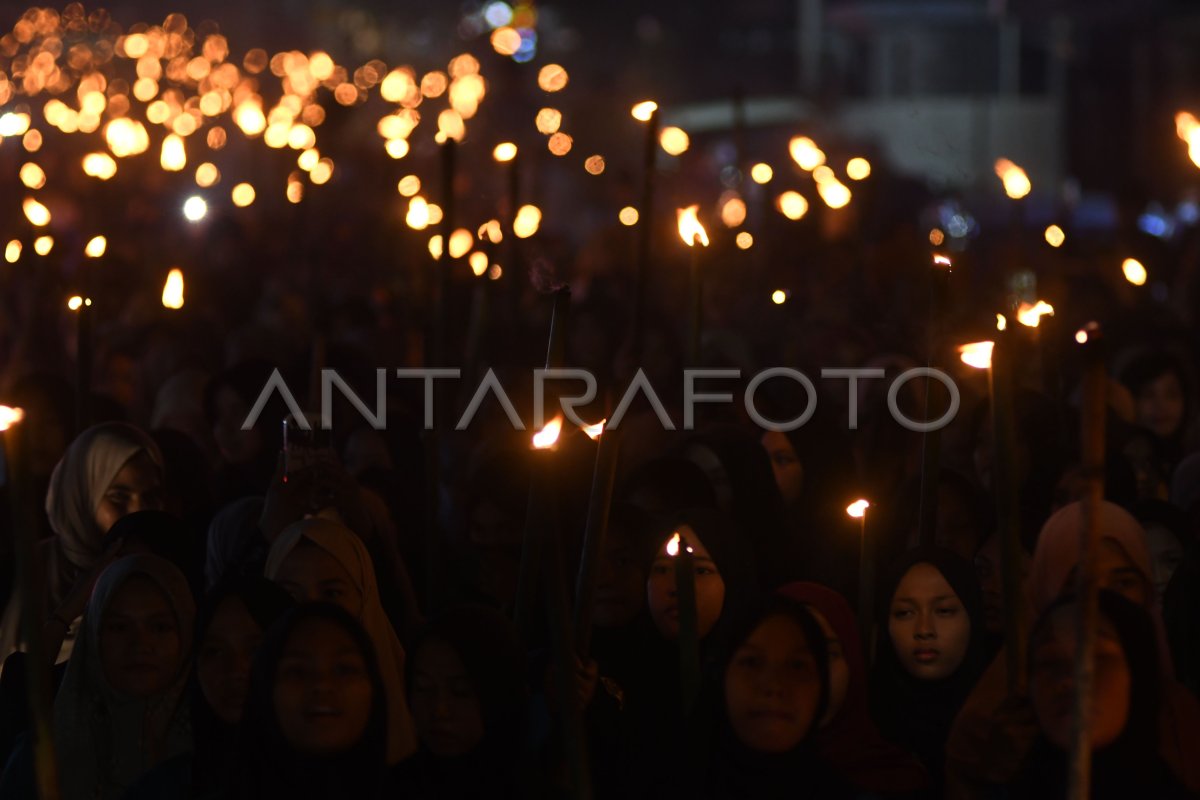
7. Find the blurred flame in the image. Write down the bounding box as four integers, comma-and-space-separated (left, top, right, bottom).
23, 198, 50, 227
659, 126, 689, 156
1075, 329, 1089, 344
19, 163, 45, 189
631, 101, 658, 122
997, 314, 1007, 331
817, 179, 852, 209
33, 236, 53, 255
933, 254, 951, 268
4, 241, 21, 263
1044, 224, 1065, 248
666, 532, 681, 557
532, 414, 563, 449
846, 499, 870, 518
162, 268, 185, 309
676, 205, 709, 247
84, 236, 106, 258
82, 153, 118, 180
0, 406, 24, 432
407, 196, 431, 230
1016, 300, 1054, 327
771, 289, 787, 304
513, 205, 542, 238
1122, 257, 1147, 286
582, 419, 606, 440
67, 295, 90, 311
958, 341, 994, 370
778, 191, 809, 220
720, 195, 747, 228
846, 157, 872, 180
231, 183, 256, 207
736, 232, 754, 250
160, 133, 186, 171
619, 206, 639, 226
448, 229, 473, 259
788, 136, 825, 170
994, 158, 1031, 199
468, 251, 488, 276
493, 142, 517, 162
750, 163, 773, 184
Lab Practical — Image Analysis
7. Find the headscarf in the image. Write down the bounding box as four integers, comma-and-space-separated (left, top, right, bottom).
1028, 500, 1153, 614
53, 554, 194, 800
227, 604, 387, 800
203, 496, 267, 591
779, 582, 928, 795
264, 518, 414, 763
398, 605, 529, 798
869, 547, 987, 791
45, 422, 164, 596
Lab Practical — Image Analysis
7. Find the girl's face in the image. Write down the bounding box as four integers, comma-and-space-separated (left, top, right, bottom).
273, 541, 364, 616
94, 451, 164, 535
647, 525, 726, 640
761, 431, 803, 506
724, 613, 821, 753
273, 617, 374, 755
197, 596, 263, 725
806, 607, 849, 728
1135, 371, 1185, 440
99, 575, 183, 697
1030, 606, 1130, 750
887, 563, 972, 681
409, 639, 486, 758
1094, 539, 1150, 608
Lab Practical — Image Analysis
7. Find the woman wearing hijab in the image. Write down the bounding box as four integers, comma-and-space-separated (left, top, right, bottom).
394, 604, 531, 798
264, 518, 417, 763
779, 582, 928, 796
946, 500, 1200, 795
670, 594, 852, 799
1, 555, 194, 800
0, 422, 165, 668
223, 604, 388, 800
1006, 591, 1191, 799
869, 547, 987, 798
123, 577, 295, 799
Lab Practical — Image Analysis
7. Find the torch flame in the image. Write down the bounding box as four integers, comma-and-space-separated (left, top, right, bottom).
933, 254, 952, 268
631, 101, 658, 122
996, 314, 1007, 331
532, 414, 563, 450
666, 532, 681, 557
1122, 258, 1147, 286
846, 499, 870, 518
676, 205, 709, 247
0, 406, 24, 432
958, 341, 994, 370
994, 158, 1031, 199
162, 268, 185, 309
1016, 300, 1054, 328
582, 419, 606, 440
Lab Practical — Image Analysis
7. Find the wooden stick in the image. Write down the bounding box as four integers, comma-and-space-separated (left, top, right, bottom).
688, 244, 702, 366
989, 327, 1027, 694
857, 511, 875, 652
74, 301, 92, 436
629, 109, 659, 362
1068, 324, 1106, 800
917, 259, 950, 546
572, 426, 621, 658
675, 536, 701, 714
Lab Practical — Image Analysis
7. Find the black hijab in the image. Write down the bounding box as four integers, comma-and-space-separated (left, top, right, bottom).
107, 509, 204, 597
869, 547, 987, 788
227, 604, 388, 800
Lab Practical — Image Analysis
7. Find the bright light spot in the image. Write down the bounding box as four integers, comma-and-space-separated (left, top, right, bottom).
536, 107, 562, 134
297, 148, 320, 172
846, 157, 872, 180
777, 191, 809, 220
994, 158, 1031, 199
67, 295, 84, 311
428, 234, 443, 260
619, 207, 639, 226
4, 241, 21, 263
427, 203, 444, 225
720, 195, 747, 228
750, 163, 773, 184
183, 196, 208, 222
310, 159, 334, 185
484, 2, 514, 29
22, 198, 50, 227
488, 264, 503, 280
1075, 329, 1089, 344
0, 406, 23, 432
736, 232, 753, 249
813, 165, 835, 184
532, 414, 564, 449
771, 289, 787, 304
407, 196, 431, 230
469, 251, 489, 276
676, 205, 709, 247
448, 229, 473, 259
929, 229, 945, 246
23, 130, 43, 152
584, 155, 605, 175
493, 142, 518, 162
231, 183, 256, 208
958, 341, 994, 370
0, 112, 31, 137
19, 163, 45, 189
817, 179, 852, 209
547, 132, 573, 155
1122, 257, 1147, 286
789, 136, 825, 171
846, 499, 870, 518
631, 101, 658, 122
104, 118, 150, 157
84, 236, 106, 258
659, 126, 689, 156
933, 255, 952, 268
385, 139, 410, 159
1044, 224, 1065, 248
160, 133, 186, 171
195, 162, 220, 187
538, 64, 569, 92
997, 314, 1007, 331
1016, 300, 1054, 328
478, 220, 503, 243
436, 110, 465, 142
491, 26, 522, 56
33, 236, 53, 256
514, 205, 542, 238
397, 175, 421, 196
162, 268, 185, 309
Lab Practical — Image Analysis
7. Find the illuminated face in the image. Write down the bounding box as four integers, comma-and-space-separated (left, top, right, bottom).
887, 562, 972, 681
197, 596, 264, 725
647, 525, 726, 640
94, 451, 164, 535
409, 639, 486, 758
1134, 372, 1185, 440
1030, 606, 1130, 750
99, 575, 183, 698
806, 607, 849, 728
273, 541, 364, 617
761, 431, 804, 506
724, 613, 821, 753
273, 617, 374, 755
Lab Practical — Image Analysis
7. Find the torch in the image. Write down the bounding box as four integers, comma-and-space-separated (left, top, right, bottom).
676, 205, 710, 366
